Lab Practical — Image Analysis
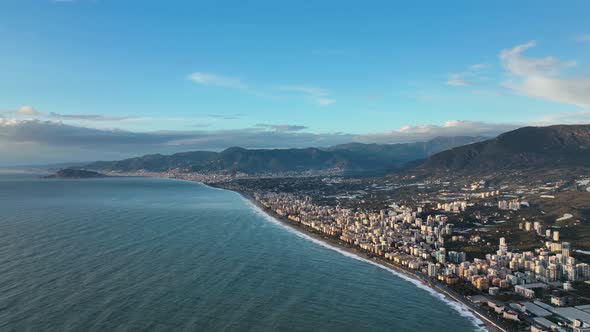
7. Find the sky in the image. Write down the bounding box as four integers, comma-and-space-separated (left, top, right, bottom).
1, 0, 589, 165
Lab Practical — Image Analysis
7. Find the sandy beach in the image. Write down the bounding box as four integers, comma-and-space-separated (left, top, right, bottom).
209, 185, 509, 332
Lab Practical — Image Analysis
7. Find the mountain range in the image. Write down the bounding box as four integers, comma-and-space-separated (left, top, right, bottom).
81, 125, 590, 177
83, 136, 486, 175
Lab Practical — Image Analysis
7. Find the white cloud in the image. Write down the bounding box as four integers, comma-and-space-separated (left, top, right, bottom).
0, 119, 506, 154
574, 34, 590, 43
0, 119, 352, 164
468, 64, 489, 70
48, 112, 137, 121
278, 85, 328, 96
317, 98, 335, 105
500, 41, 590, 108
446, 73, 469, 86
187, 73, 335, 105
278, 85, 335, 106
188, 72, 246, 89
6, 106, 142, 122
500, 41, 576, 76
3, 115, 587, 165
504, 76, 590, 108
356, 120, 518, 144
255, 124, 308, 132
533, 109, 590, 124
207, 114, 241, 120
17, 105, 41, 116
0, 118, 18, 126
446, 64, 489, 87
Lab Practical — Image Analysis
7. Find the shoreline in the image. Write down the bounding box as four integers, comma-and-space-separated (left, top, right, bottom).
202, 183, 509, 332
123, 175, 509, 332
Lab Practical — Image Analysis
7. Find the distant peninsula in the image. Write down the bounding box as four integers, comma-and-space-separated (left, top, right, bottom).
44, 169, 108, 179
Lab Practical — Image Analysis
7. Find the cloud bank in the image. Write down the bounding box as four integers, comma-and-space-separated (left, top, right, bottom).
3, 42, 588, 165
0, 118, 518, 165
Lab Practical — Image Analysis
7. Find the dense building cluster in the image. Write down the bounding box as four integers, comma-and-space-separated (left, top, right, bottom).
256, 192, 589, 285
254, 190, 590, 332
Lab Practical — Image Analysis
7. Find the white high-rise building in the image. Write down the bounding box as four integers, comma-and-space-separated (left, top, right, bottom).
498, 237, 508, 255
427, 262, 438, 277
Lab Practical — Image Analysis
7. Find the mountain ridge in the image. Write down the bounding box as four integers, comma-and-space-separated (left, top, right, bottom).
416, 124, 590, 174
82, 136, 485, 175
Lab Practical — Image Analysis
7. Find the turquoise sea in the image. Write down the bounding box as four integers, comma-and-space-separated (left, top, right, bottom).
0, 173, 481, 331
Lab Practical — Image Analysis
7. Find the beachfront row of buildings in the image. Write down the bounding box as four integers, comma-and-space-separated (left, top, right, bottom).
254, 191, 590, 330
257, 192, 590, 286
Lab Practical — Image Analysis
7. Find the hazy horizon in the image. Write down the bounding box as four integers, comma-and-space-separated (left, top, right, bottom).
1, 1, 589, 164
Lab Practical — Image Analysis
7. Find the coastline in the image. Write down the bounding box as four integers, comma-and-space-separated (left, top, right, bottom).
139, 176, 509, 332
201, 183, 509, 332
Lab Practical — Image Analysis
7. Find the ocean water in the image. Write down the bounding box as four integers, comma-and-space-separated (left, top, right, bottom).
0, 174, 481, 331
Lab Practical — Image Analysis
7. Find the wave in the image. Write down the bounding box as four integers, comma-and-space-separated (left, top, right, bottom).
240, 195, 487, 332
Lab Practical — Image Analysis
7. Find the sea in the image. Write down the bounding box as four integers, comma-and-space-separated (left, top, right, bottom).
0, 173, 483, 331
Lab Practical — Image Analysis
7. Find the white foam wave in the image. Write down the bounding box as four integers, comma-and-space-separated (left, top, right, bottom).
241, 196, 487, 332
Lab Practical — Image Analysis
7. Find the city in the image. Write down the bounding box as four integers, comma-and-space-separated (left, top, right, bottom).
140, 167, 590, 332
224, 178, 590, 332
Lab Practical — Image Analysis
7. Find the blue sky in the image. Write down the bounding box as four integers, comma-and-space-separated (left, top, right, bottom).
1, 0, 589, 164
